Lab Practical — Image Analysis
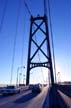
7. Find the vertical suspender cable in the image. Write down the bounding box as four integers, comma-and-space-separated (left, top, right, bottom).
37, 52, 45, 83
47, 0, 57, 83
10, 0, 21, 84
0, 0, 8, 32
33, 25, 45, 83
20, 2, 26, 73
21, 23, 25, 72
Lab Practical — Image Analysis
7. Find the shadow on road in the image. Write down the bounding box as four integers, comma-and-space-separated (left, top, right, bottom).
49, 86, 69, 108
14, 92, 38, 104
56, 84, 71, 97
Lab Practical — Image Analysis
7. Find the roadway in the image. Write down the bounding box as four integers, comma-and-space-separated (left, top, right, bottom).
0, 86, 49, 108
58, 90, 71, 108
0, 85, 71, 108
49, 84, 71, 108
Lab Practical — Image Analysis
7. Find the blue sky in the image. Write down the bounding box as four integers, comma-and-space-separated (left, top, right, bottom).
0, 0, 71, 84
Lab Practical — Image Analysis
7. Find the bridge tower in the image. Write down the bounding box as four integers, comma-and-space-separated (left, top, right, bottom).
26, 15, 54, 86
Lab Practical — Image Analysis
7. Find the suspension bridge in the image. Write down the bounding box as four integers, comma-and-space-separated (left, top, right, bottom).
0, 0, 71, 108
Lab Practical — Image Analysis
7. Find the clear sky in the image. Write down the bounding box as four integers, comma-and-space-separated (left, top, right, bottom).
0, 0, 71, 84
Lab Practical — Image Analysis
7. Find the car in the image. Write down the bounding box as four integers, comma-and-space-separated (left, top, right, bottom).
32, 84, 42, 93
29, 84, 34, 89
1, 85, 20, 95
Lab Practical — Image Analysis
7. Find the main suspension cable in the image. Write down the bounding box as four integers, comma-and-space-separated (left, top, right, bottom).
24, 0, 32, 16
47, 0, 57, 82
0, 0, 8, 32
43, 0, 47, 15
10, 0, 21, 84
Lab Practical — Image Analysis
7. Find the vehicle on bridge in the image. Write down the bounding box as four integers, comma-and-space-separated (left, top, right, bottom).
32, 84, 43, 93
1, 85, 20, 95
29, 84, 34, 89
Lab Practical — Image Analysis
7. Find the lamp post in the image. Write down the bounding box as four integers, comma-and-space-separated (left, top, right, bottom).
16, 67, 19, 86
23, 74, 25, 85
16, 66, 25, 86
57, 72, 61, 84
19, 72, 22, 85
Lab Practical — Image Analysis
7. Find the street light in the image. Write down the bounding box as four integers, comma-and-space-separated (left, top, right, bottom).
19, 72, 22, 85
57, 72, 61, 83
23, 74, 26, 85
16, 66, 25, 86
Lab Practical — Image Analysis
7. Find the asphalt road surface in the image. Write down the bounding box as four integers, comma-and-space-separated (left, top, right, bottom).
49, 85, 71, 108
0, 86, 49, 108
58, 90, 71, 108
